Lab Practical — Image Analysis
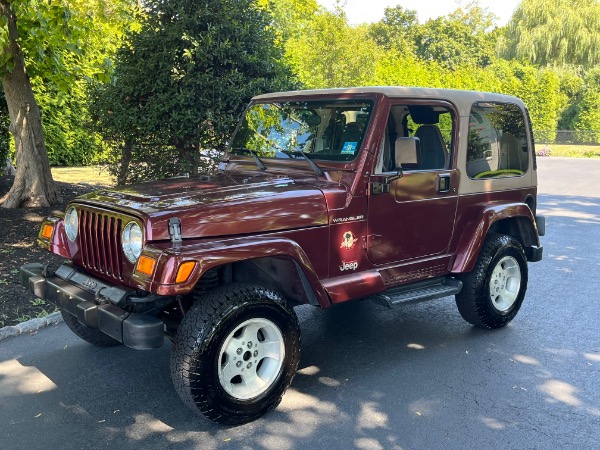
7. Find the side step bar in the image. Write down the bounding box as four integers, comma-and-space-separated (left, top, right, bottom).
372, 277, 462, 308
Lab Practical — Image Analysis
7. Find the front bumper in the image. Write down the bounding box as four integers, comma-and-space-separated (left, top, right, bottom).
20, 263, 164, 349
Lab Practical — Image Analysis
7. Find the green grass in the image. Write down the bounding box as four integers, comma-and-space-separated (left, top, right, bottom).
51, 166, 114, 186
539, 144, 600, 158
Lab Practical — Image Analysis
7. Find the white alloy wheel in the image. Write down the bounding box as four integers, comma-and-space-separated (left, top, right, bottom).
218, 318, 285, 400
489, 255, 522, 312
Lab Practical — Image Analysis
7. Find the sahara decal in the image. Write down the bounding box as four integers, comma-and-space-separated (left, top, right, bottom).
332, 215, 365, 224
339, 260, 359, 272
340, 231, 359, 251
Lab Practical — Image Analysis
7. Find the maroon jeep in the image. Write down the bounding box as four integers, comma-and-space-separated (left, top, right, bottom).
21, 87, 545, 424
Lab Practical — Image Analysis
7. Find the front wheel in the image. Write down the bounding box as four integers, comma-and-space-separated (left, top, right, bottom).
455, 233, 528, 329
170, 283, 301, 425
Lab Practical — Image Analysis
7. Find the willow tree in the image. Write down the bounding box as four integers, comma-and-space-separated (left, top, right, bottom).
502, 0, 600, 68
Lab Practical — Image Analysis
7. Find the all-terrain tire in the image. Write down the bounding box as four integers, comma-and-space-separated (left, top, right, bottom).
61, 309, 122, 347
455, 233, 528, 329
170, 283, 301, 425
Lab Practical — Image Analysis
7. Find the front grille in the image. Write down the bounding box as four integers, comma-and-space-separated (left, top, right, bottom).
78, 209, 125, 281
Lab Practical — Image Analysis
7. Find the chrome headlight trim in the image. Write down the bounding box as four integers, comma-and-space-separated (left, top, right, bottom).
122, 221, 143, 263
65, 206, 78, 242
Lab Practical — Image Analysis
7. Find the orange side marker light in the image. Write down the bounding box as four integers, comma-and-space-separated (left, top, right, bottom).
41, 224, 54, 239
175, 261, 196, 283
136, 255, 157, 276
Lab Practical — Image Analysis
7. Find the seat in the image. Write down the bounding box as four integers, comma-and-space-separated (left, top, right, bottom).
414, 125, 448, 170
337, 122, 364, 155
394, 137, 421, 170
499, 133, 527, 171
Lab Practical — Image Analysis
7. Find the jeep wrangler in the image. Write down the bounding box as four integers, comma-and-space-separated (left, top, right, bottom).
21, 87, 545, 425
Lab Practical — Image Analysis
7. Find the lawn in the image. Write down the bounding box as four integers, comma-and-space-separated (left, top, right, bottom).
538, 144, 600, 158
51, 166, 114, 186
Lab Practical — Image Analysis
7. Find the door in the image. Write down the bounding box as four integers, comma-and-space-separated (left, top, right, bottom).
366, 101, 459, 265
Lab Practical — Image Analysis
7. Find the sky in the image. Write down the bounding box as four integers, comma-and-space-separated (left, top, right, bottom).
316, 0, 521, 26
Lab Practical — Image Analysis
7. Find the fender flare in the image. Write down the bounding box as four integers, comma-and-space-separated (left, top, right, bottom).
451, 202, 539, 274
144, 236, 331, 307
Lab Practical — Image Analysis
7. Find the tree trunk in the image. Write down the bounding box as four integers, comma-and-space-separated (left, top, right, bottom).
0, 1, 61, 208
3, 157, 16, 175
117, 139, 133, 185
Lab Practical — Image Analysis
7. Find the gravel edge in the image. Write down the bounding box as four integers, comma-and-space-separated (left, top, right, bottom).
0, 312, 63, 342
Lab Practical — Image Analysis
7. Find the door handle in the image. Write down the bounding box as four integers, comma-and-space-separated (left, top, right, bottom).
438, 174, 451, 193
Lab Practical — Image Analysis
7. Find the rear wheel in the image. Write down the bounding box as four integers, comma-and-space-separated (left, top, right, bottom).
61, 309, 122, 347
170, 283, 300, 425
455, 233, 528, 329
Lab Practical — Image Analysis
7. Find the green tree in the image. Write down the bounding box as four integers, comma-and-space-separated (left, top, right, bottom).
503, 0, 600, 68
257, 0, 318, 43
368, 5, 418, 55
572, 69, 600, 143
374, 52, 444, 88
286, 7, 380, 88
415, 3, 498, 69
554, 66, 585, 130
0, 0, 135, 207
91, 0, 294, 184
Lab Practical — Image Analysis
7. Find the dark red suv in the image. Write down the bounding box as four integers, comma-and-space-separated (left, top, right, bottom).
21, 87, 545, 424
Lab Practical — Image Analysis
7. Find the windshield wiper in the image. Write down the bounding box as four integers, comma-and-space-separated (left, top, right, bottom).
282, 150, 324, 176
235, 148, 266, 171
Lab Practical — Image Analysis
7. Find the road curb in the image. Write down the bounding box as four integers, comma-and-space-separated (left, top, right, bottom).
0, 312, 63, 342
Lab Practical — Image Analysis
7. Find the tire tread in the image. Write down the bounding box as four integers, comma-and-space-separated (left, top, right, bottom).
170, 283, 300, 425
456, 233, 528, 329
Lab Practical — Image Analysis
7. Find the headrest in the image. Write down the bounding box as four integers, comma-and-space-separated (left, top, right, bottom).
408, 105, 440, 124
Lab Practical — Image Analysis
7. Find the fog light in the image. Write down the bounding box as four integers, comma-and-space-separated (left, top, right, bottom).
175, 261, 196, 283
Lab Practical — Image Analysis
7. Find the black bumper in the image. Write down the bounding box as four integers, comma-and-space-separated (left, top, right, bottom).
20, 263, 164, 349
526, 245, 544, 262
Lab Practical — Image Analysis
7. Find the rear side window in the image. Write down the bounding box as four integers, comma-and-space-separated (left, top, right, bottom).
467, 102, 529, 179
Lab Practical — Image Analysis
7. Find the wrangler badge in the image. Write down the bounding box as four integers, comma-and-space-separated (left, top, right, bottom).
340, 231, 358, 251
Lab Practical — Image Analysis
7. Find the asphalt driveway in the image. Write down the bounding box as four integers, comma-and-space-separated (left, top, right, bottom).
1, 157, 599, 450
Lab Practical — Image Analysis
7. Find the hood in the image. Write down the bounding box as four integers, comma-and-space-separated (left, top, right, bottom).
74, 172, 334, 241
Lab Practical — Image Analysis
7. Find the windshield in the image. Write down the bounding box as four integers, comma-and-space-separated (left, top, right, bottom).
230, 100, 373, 162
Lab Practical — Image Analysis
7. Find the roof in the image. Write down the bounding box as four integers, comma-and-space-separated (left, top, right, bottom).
252, 87, 527, 117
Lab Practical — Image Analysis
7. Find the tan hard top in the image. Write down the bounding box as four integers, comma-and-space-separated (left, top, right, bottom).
253, 87, 527, 117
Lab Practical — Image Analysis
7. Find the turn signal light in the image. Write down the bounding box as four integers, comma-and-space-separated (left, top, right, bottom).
175, 261, 196, 283
136, 255, 157, 276
41, 224, 54, 239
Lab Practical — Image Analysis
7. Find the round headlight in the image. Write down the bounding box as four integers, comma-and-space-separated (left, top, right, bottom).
65, 207, 78, 241
122, 221, 143, 263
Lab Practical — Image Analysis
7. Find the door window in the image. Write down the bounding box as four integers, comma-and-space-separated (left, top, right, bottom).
378, 104, 455, 173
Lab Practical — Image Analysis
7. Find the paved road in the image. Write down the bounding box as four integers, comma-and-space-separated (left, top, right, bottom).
1, 158, 599, 450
